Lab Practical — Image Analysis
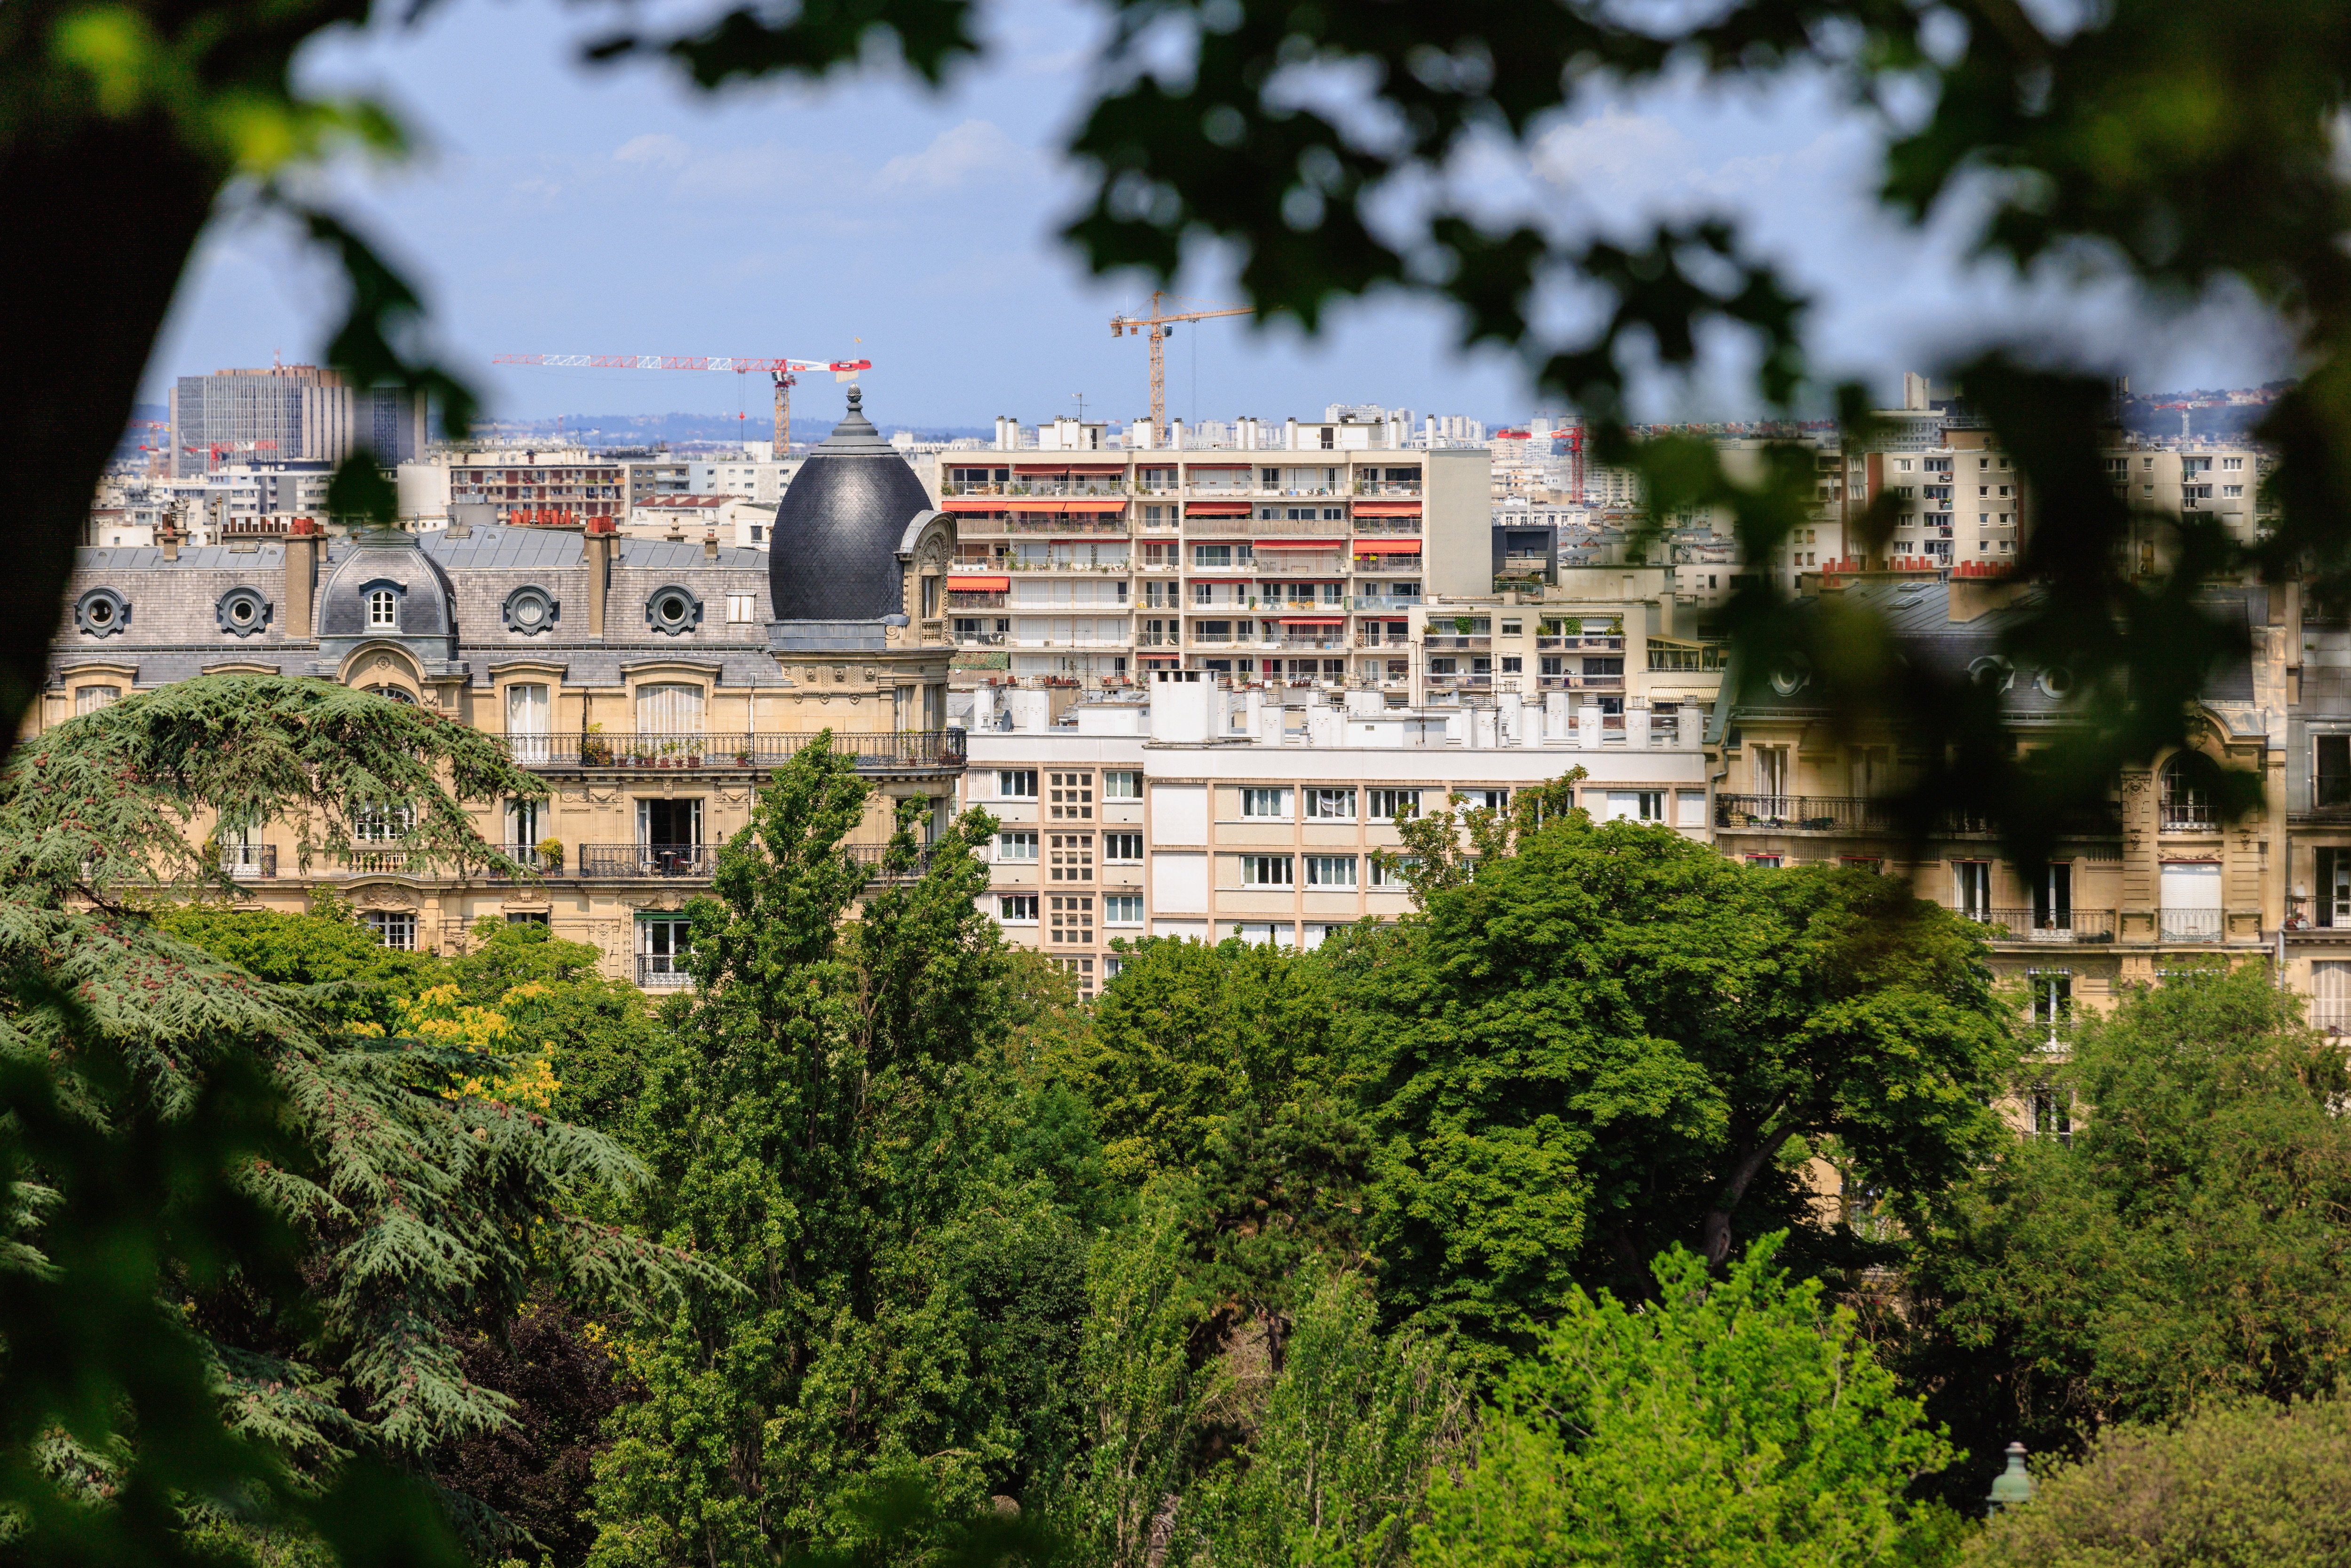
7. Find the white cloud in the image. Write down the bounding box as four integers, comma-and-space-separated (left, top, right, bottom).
613, 133, 690, 169
878, 119, 1031, 192
1532, 107, 1694, 192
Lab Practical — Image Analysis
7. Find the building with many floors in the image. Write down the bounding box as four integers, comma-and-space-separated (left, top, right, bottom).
170, 365, 424, 478
28, 388, 962, 988
960, 671, 1712, 995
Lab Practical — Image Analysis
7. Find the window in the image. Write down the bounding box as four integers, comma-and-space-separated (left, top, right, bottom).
997, 831, 1038, 861
1230, 922, 1297, 946
2318, 735, 2351, 807
998, 770, 1037, 799
1369, 855, 1417, 887
2313, 960, 2351, 1036
2032, 862, 2073, 932
1053, 954, 1098, 995
1240, 854, 1294, 886
353, 804, 415, 843
920, 575, 940, 618
999, 894, 1039, 923
1241, 787, 1293, 818
1103, 770, 1142, 799
362, 910, 416, 950
726, 592, 757, 623
507, 911, 550, 927
1049, 772, 1095, 820
1048, 894, 1094, 944
2161, 755, 2214, 830
1953, 861, 1992, 921
367, 589, 398, 629
1677, 790, 1708, 827
1305, 855, 1356, 887
1500, 656, 1523, 674
639, 918, 692, 984
1469, 789, 1509, 812
635, 682, 705, 734
73, 685, 120, 716
505, 798, 540, 849
1367, 788, 1420, 822
1105, 894, 1144, 924
1193, 544, 1233, 568
1305, 787, 1357, 819
1104, 832, 1143, 862
2031, 1087, 2073, 1143
1049, 834, 1094, 882
1602, 791, 1665, 822
1747, 854, 1783, 868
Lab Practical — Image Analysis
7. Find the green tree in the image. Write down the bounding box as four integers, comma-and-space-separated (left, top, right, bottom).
1964, 1394, 2351, 1568
1906, 962, 2351, 1473
1417, 1237, 1959, 1568
586, 740, 1096, 1564
0, 678, 690, 1564
1178, 1267, 1466, 1568
1339, 800, 2007, 1348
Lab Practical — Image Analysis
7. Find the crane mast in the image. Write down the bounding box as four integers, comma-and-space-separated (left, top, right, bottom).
1108, 292, 1252, 444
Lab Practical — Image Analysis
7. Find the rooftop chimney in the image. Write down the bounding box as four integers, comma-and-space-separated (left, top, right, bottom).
703, 529, 719, 559
159, 523, 178, 562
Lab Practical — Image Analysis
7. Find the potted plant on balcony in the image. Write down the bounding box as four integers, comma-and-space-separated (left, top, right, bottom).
1454, 615, 1474, 636
536, 836, 564, 872
580, 723, 614, 766
733, 742, 752, 767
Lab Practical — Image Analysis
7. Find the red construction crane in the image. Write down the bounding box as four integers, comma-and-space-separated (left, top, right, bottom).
492, 352, 874, 453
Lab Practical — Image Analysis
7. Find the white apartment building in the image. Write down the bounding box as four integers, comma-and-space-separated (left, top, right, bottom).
688, 455, 802, 505
624, 495, 772, 547
924, 422, 1491, 695
961, 672, 1713, 995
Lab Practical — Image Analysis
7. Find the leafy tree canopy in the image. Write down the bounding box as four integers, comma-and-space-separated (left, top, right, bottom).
1417, 1236, 1961, 1568
1907, 961, 2351, 1471
1965, 1394, 2351, 1568
1335, 796, 2009, 1350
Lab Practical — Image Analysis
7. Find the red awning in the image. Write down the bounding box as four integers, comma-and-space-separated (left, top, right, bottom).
1278, 616, 1347, 625
947, 575, 1010, 590
1352, 500, 1423, 516
944, 496, 1127, 513
1185, 500, 1254, 515
1352, 538, 1423, 554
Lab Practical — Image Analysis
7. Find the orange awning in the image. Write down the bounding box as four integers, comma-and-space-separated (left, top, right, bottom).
947, 575, 1010, 590
1353, 538, 1423, 554
1351, 500, 1423, 516
1185, 500, 1254, 515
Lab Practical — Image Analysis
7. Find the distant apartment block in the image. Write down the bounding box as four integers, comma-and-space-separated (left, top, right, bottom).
170, 365, 423, 477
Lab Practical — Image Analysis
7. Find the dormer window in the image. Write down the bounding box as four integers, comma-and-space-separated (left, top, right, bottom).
368, 589, 398, 629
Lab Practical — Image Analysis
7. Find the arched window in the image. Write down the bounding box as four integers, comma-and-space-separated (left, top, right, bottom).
2161, 754, 2212, 830
363, 683, 415, 705
368, 589, 398, 629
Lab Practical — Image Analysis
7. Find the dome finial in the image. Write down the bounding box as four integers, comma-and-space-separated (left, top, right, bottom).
845, 383, 863, 412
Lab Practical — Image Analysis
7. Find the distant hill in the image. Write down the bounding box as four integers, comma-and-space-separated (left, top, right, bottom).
474, 412, 994, 451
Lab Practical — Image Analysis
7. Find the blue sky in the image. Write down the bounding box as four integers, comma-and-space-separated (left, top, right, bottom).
143, 0, 2296, 430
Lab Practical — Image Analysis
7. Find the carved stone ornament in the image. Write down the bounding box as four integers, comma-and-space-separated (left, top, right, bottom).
834, 665, 847, 683
354, 885, 417, 909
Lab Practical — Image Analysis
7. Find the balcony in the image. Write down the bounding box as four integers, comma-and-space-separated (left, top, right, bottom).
1354, 481, 1422, 496
1423, 634, 1491, 651
2161, 800, 2217, 832
941, 480, 1129, 497
221, 843, 277, 879
637, 956, 694, 989
1353, 595, 1421, 612
2159, 909, 2225, 942
502, 729, 966, 776
1536, 635, 1624, 652
1980, 908, 2117, 944
580, 843, 719, 878
1351, 518, 1423, 536
1715, 795, 1900, 832
955, 631, 1008, 647
1535, 673, 1625, 692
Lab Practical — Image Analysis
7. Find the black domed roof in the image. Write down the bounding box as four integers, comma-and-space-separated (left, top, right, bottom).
768, 386, 932, 621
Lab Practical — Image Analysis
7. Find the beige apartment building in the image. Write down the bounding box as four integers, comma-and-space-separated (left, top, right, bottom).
961, 671, 1713, 995
30, 390, 962, 987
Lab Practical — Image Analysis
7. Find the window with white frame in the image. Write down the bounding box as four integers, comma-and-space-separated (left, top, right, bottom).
1602, 790, 1665, 822
635, 682, 706, 734
726, 592, 757, 623
1305, 855, 1357, 887
1240, 853, 1294, 886
1469, 788, 1509, 812
998, 770, 1037, 799
1105, 894, 1144, 924
362, 910, 416, 950
367, 589, 398, 629
1305, 787, 1357, 819
1103, 770, 1142, 799
352, 804, 415, 842
1369, 855, 1416, 887
1104, 832, 1143, 862
1240, 787, 1293, 819
997, 831, 1038, 862
73, 685, 121, 716
1367, 788, 1420, 821
998, 893, 1038, 922
1229, 922, 1294, 947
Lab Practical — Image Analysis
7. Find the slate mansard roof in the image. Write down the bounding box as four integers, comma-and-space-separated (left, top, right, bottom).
49, 524, 786, 691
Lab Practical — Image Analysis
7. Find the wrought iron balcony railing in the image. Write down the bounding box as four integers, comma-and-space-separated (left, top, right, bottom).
502, 729, 966, 772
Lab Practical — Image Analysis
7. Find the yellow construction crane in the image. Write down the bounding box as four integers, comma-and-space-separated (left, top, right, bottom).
1110, 291, 1252, 443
